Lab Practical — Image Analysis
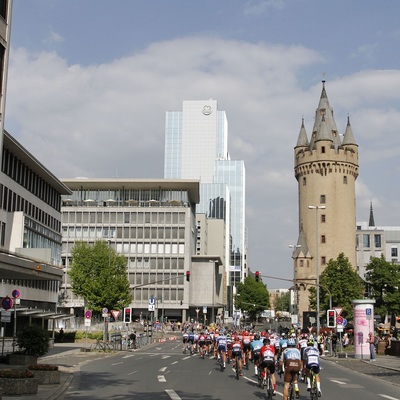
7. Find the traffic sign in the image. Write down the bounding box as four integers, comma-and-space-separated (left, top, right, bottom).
1, 296, 13, 310
12, 289, 21, 299
149, 297, 155, 305
85, 310, 92, 319
1, 310, 11, 323
102, 307, 108, 314
336, 316, 344, 325
148, 304, 155, 312
334, 307, 343, 316
111, 310, 121, 320
342, 318, 347, 327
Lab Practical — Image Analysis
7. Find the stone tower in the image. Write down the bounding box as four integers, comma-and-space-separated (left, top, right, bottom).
293, 80, 359, 326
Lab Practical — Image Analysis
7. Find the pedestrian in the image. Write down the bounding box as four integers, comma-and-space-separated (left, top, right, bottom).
342, 333, 349, 348
59, 327, 64, 343
366, 332, 376, 361
331, 332, 338, 356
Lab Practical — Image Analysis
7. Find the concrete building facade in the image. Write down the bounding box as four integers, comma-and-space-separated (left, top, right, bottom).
293, 80, 359, 326
59, 178, 225, 323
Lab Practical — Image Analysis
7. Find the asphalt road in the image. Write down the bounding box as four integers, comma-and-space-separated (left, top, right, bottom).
59, 341, 400, 400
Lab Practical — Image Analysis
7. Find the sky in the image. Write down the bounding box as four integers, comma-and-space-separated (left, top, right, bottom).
5, 0, 400, 289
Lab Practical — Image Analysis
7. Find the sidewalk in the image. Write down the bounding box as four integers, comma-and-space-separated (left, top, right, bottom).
0, 342, 116, 400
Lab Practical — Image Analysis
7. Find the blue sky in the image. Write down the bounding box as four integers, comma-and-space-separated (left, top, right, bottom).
5, 0, 400, 288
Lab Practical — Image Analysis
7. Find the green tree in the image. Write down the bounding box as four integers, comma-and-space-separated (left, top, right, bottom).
366, 255, 400, 319
275, 291, 290, 312
69, 241, 132, 313
308, 253, 363, 320
235, 275, 270, 320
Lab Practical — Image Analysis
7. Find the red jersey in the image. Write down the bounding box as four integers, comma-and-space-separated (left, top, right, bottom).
260, 344, 276, 362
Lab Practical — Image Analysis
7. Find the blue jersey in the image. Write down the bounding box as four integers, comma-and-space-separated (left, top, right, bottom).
304, 346, 320, 367
251, 339, 263, 352
280, 338, 288, 350
282, 347, 301, 361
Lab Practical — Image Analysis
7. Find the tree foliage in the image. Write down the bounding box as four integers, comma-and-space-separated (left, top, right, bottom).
366, 255, 400, 319
235, 276, 270, 320
275, 291, 290, 312
308, 253, 363, 320
69, 241, 132, 313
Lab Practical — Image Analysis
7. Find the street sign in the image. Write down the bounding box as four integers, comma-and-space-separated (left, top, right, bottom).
366, 308, 372, 320
148, 304, 155, 312
1, 310, 11, 323
84, 318, 91, 327
12, 289, 21, 299
111, 310, 121, 320
102, 307, 108, 314
342, 318, 347, 327
334, 307, 343, 316
149, 297, 155, 305
1, 296, 13, 310
85, 310, 92, 319
336, 316, 344, 325
203, 306, 207, 313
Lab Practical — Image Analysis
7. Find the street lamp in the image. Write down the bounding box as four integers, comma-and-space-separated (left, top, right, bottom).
308, 205, 326, 334
289, 244, 301, 320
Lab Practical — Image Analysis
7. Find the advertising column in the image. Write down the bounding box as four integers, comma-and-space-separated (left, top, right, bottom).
352, 299, 376, 360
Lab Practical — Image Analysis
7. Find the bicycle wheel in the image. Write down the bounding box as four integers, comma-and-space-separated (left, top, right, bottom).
288, 383, 294, 400
267, 375, 273, 399
235, 356, 240, 379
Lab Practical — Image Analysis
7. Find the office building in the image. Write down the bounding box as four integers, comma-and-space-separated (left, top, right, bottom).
164, 100, 246, 294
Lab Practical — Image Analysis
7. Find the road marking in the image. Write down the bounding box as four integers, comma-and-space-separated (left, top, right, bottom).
122, 354, 135, 358
128, 370, 137, 375
159, 367, 167, 372
379, 396, 400, 400
162, 355, 171, 359
330, 379, 347, 385
111, 362, 123, 366
182, 356, 191, 360
171, 361, 178, 365
158, 375, 166, 382
165, 389, 181, 400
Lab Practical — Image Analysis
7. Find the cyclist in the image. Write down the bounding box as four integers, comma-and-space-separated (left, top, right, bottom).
231, 334, 244, 375
242, 330, 252, 368
279, 332, 288, 358
281, 338, 301, 400
260, 337, 277, 395
298, 333, 308, 381
182, 331, 189, 353
304, 338, 322, 397
216, 332, 228, 369
250, 333, 264, 376
198, 331, 207, 358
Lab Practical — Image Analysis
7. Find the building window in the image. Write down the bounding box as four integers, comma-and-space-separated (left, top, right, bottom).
321, 214, 326, 223
320, 194, 326, 204
299, 260, 304, 267
321, 256, 326, 265
321, 235, 326, 244
343, 176, 348, 184
363, 234, 370, 248
321, 146, 325, 154
374, 234, 381, 248
303, 177, 306, 186
391, 247, 398, 257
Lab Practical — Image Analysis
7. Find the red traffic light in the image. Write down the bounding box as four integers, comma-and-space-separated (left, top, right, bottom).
186, 271, 190, 282
255, 271, 260, 282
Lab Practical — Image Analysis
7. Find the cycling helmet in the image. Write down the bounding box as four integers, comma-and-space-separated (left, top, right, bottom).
307, 339, 315, 346
254, 334, 260, 341
287, 338, 296, 347
263, 338, 270, 344
281, 332, 286, 337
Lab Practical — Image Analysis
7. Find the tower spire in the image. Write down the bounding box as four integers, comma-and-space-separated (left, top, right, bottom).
369, 201, 375, 227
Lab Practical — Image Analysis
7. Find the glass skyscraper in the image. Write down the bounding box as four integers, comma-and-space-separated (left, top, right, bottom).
164, 100, 246, 286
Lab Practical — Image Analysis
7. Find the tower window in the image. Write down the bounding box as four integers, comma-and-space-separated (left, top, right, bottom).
321, 214, 326, 223
343, 176, 348, 184
303, 177, 306, 186
321, 235, 326, 244
321, 146, 325, 154
320, 195, 326, 204
321, 256, 326, 265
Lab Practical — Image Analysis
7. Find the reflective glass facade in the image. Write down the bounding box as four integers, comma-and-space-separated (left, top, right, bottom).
164, 100, 246, 285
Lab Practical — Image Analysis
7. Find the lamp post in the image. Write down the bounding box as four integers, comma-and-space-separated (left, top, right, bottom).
289, 244, 301, 320
308, 205, 326, 334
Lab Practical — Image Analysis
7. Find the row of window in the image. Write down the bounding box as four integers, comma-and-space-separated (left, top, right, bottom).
62, 226, 186, 240
62, 211, 186, 225
358, 234, 382, 249
2, 147, 61, 210
1, 278, 60, 292
0, 184, 61, 232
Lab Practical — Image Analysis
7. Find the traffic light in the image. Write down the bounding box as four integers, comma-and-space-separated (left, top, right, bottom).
255, 271, 260, 282
186, 271, 190, 282
327, 309, 336, 328
124, 307, 131, 323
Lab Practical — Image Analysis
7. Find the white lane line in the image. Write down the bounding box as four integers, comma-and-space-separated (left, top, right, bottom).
379, 396, 400, 400
182, 356, 191, 360
330, 379, 347, 385
171, 361, 178, 365
158, 375, 167, 382
122, 354, 135, 358
162, 355, 171, 359
159, 367, 167, 372
111, 362, 123, 366
128, 370, 138, 375
165, 389, 182, 400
